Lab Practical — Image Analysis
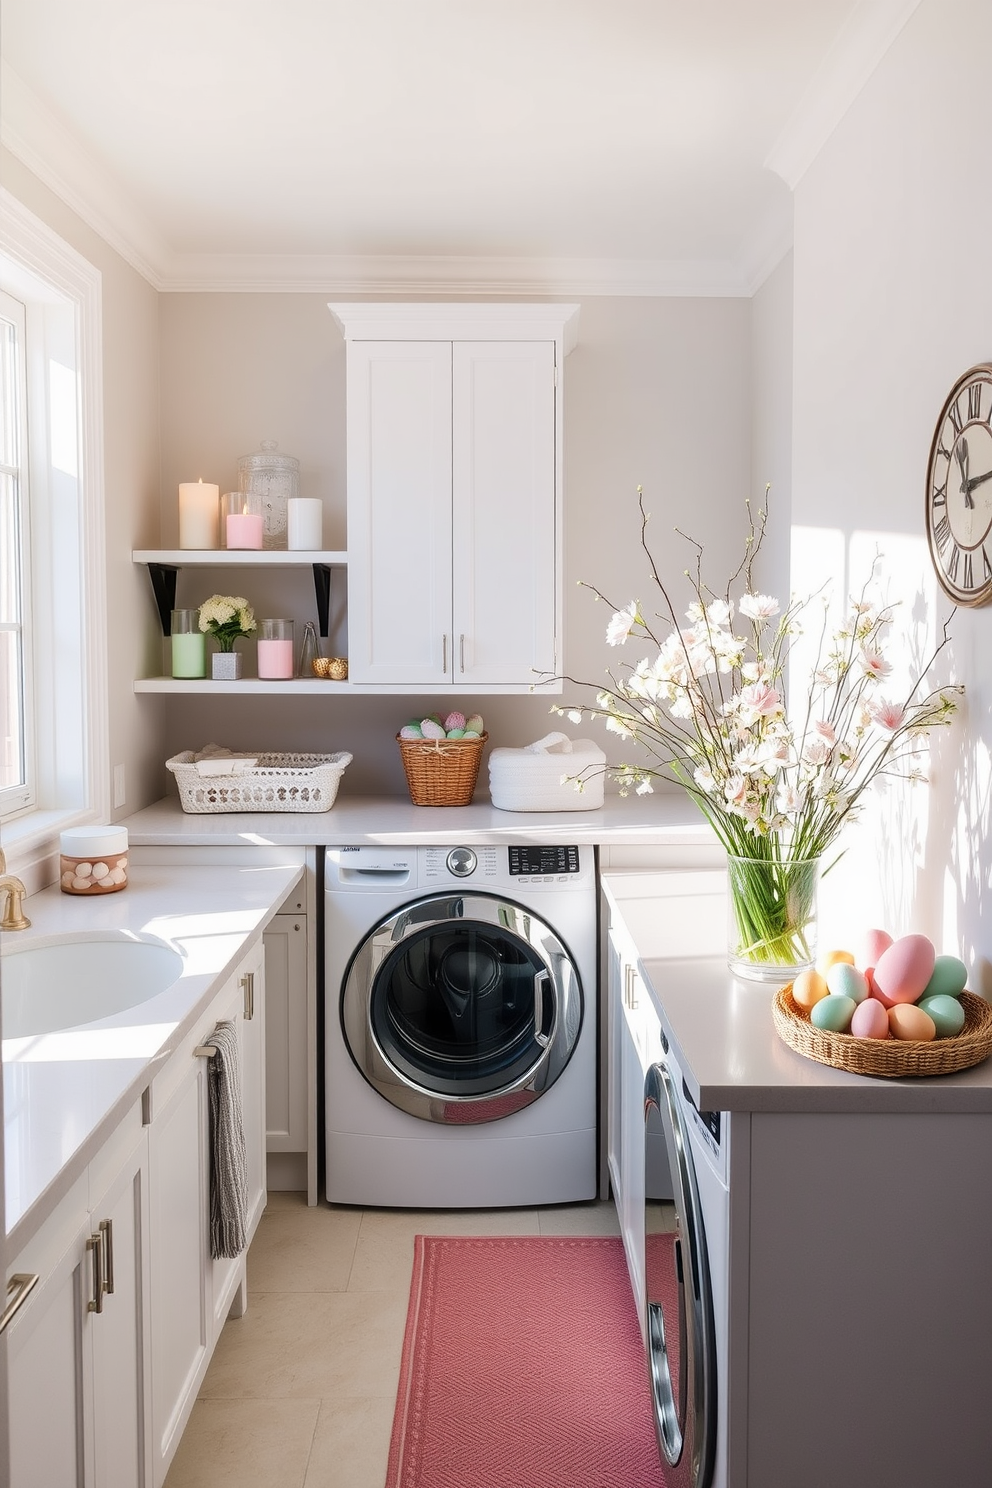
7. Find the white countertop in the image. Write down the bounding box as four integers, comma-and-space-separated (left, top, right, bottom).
2, 861, 303, 1253
602, 871, 992, 1114
121, 789, 718, 847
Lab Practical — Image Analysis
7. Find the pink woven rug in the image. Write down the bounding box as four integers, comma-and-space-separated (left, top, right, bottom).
385, 1234, 668, 1488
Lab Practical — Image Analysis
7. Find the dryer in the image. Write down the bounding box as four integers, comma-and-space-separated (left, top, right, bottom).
324, 842, 598, 1208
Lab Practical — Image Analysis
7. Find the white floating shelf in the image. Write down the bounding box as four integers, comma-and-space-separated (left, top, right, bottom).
134, 678, 355, 694
133, 550, 347, 565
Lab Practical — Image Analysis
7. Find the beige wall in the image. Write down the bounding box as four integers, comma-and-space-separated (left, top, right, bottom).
157, 291, 770, 795
0, 146, 166, 820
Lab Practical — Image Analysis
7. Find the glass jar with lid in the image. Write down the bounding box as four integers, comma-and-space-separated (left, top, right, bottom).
236, 440, 300, 551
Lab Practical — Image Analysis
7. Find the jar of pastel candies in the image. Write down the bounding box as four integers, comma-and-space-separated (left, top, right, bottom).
60, 826, 129, 895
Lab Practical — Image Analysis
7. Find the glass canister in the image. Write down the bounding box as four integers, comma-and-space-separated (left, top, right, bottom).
237, 440, 299, 551
60, 826, 129, 894
257, 618, 295, 678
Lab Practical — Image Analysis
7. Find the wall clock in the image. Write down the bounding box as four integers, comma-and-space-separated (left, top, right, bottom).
926, 362, 992, 606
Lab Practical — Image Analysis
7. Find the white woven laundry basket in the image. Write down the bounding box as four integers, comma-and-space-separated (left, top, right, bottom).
488, 733, 606, 811
167, 751, 352, 813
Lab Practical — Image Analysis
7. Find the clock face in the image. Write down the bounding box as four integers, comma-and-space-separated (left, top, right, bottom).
926, 363, 992, 606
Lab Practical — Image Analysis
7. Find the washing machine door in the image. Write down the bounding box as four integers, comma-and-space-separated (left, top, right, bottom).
341, 892, 583, 1123
643, 1061, 717, 1488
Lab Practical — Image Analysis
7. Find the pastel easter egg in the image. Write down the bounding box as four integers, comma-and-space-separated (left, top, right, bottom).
444, 711, 466, 732
810, 994, 857, 1033
922, 955, 968, 1000
462, 729, 481, 739
850, 998, 890, 1039
466, 713, 484, 734
888, 1003, 937, 1042
816, 948, 855, 978
862, 927, 894, 968
826, 962, 870, 1004
872, 934, 936, 1006
917, 994, 966, 1039
792, 967, 830, 1011
420, 719, 447, 740
445, 728, 465, 739
399, 725, 423, 740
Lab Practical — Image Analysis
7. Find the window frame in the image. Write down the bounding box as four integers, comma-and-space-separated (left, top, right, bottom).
0, 287, 34, 816
0, 188, 108, 881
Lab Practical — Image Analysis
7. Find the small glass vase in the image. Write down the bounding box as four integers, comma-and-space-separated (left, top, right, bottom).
211, 650, 243, 681
726, 853, 821, 984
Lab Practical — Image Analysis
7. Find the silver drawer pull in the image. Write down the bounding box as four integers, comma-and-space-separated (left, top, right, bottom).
86, 1231, 105, 1314
0, 1273, 39, 1334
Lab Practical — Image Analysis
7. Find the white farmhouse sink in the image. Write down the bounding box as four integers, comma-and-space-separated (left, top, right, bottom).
1, 932, 185, 1039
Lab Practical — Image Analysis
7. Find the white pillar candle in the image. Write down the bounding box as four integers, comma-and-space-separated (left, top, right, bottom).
287, 498, 323, 551
178, 480, 220, 549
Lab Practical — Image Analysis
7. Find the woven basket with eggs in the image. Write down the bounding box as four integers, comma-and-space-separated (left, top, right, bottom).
772, 934, 992, 1078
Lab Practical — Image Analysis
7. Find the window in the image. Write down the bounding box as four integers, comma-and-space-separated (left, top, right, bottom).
0, 189, 108, 874
0, 290, 32, 814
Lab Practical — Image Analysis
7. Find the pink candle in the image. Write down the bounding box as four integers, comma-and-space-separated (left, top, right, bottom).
257, 639, 294, 678
226, 507, 264, 549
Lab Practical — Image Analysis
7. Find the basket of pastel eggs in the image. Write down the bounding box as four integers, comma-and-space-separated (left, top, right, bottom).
397, 711, 488, 807
772, 930, 992, 1078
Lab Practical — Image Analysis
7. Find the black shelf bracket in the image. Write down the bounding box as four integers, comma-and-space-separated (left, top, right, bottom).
312, 563, 332, 637
147, 563, 180, 634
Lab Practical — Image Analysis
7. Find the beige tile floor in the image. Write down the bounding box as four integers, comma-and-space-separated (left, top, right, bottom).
164, 1193, 623, 1488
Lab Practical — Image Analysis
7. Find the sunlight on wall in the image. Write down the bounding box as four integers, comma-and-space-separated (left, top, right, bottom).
790, 523, 958, 947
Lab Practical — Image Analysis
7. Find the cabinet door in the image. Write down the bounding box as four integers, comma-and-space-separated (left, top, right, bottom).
90, 1136, 151, 1488
346, 340, 452, 683
452, 340, 557, 685
263, 912, 308, 1156
148, 1050, 210, 1484
7, 1226, 88, 1487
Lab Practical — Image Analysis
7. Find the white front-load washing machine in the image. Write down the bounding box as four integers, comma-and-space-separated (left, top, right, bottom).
324, 842, 597, 1208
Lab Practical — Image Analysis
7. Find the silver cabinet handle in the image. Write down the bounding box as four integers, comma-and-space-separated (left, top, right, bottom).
0, 1273, 39, 1334
86, 1230, 105, 1314
459, 634, 465, 673
442, 634, 449, 674
99, 1218, 115, 1297
241, 971, 254, 1021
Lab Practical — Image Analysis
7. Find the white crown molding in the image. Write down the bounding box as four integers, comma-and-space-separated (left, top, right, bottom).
738, 196, 795, 296
0, 60, 171, 289
162, 252, 752, 297
765, 0, 924, 189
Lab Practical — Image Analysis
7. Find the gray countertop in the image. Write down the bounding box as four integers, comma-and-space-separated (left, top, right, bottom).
602, 871, 992, 1114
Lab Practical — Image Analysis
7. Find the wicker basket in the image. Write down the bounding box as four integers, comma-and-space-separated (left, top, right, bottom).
397, 733, 488, 807
167, 750, 352, 813
773, 983, 992, 1078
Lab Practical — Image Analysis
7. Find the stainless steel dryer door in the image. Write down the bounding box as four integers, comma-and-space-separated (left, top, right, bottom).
643, 1061, 717, 1488
340, 892, 583, 1123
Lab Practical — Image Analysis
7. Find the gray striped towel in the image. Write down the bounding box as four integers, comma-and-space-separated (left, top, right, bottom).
207, 1020, 249, 1260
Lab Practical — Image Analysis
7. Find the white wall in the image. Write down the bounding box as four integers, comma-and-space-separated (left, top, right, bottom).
0, 147, 166, 823
157, 292, 764, 796
791, 0, 990, 988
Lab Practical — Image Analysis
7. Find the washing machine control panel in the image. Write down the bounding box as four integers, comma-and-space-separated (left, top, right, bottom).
445, 847, 477, 877
508, 845, 580, 878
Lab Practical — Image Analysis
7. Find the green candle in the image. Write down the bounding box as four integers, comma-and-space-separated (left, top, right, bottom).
171, 631, 205, 678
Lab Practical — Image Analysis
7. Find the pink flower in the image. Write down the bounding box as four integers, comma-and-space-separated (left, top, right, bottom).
606, 601, 639, 646
737, 682, 782, 723
860, 647, 892, 680
868, 698, 906, 733
814, 720, 837, 745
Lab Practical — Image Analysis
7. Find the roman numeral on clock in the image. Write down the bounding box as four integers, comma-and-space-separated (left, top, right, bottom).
984, 545, 992, 582
947, 543, 961, 583
932, 483, 946, 507
964, 551, 974, 590
934, 513, 951, 549
949, 399, 965, 437
969, 382, 983, 421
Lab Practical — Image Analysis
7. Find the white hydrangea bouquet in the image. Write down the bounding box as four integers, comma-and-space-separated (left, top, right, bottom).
556, 489, 961, 979
198, 594, 256, 652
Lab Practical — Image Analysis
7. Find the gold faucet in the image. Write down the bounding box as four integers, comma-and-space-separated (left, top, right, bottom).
0, 849, 31, 931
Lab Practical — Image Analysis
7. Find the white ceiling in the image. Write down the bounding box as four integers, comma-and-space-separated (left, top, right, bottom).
0, 0, 921, 294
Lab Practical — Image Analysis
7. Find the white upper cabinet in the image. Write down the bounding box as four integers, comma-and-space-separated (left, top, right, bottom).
331, 303, 578, 692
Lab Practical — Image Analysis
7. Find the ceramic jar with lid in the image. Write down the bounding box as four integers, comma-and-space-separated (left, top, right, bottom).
60, 826, 129, 895
236, 440, 300, 550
